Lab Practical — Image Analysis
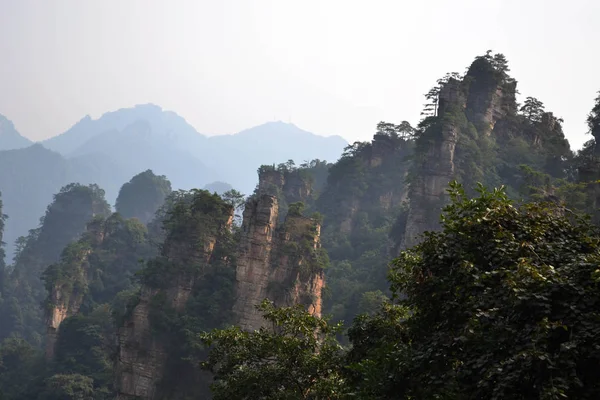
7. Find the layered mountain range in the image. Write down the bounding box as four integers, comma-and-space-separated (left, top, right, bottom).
0, 51, 599, 399
0, 105, 346, 260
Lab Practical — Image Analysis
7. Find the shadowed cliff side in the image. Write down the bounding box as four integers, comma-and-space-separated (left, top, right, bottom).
401, 52, 570, 249
115, 190, 235, 400
42, 214, 154, 361
0, 183, 111, 345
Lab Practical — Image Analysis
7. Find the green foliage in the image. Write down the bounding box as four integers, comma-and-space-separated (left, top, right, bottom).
422, 72, 462, 117
0, 338, 44, 400
221, 189, 246, 223
212, 182, 600, 399
314, 122, 414, 327
40, 374, 96, 400
200, 300, 346, 400
131, 188, 239, 399
0, 183, 111, 345
0, 191, 6, 289
50, 306, 114, 397
42, 213, 153, 314
287, 201, 305, 217
254, 159, 332, 222
520, 96, 546, 123
353, 182, 600, 399
115, 169, 172, 224
138, 189, 234, 287
587, 91, 600, 154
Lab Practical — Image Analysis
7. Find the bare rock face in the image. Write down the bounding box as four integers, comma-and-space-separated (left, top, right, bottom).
258, 169, 285, 195
232, 194, 280, 330
283, 173, 313, 204
115, 286, 165, 400
270, 215, 324, 314
402, 122, 459, 248
233, 194, 325, 331
258, 167, 313, 205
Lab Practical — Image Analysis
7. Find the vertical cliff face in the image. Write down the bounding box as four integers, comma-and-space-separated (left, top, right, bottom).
115, 191, 234, 400
116, 285, 165, 400
317, 132, 412, 240
402, 121, 459, 248
271, 215, 325, 316
43, 215, 151, 360
233, 192, 326, 331
0, 191, 5, 285
402, 56, 514, 248
232, 194, 279, 330
257, 166, 316, 219
0, 184, 111, 345
44, 247, 91, 359
44, 219, 103, 358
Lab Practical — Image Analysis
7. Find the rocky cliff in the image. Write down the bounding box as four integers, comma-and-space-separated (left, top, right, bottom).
0, 183, 111, 345
233, 193, 326, 331
402, 55, 517, 248
0, 192, 5, 270
115, 190, 235, 400
44, 246, 90, 359
43, 214, 151, 359
256, 165, 317, 220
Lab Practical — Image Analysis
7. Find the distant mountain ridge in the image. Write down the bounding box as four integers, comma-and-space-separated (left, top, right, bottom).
42, 103, 207, 155
0, 114, 33, 150
0, 104, 347, 261
38, 104, 346, 193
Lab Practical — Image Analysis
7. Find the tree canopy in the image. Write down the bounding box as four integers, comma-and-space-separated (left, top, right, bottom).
115, 170, 172, 224
202, 182, 600, 399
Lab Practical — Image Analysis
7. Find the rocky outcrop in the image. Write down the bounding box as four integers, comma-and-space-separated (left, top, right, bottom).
44, 254, 88, 359
402, 122, 459, 248
115, 286, 166, 400
44, 217, 107, 359
402, 57, 514, 249
258, 167, 314, 205
283, 172, 313, 204
0, 191, 5, 276
233, 194, 325, 331
232, 194, 279, 330
271, 215, 325, 314
115, 193, 234, 400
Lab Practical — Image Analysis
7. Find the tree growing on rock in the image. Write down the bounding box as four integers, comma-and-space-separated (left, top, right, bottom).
587, 90, 600, 149
520, 96, 546, 122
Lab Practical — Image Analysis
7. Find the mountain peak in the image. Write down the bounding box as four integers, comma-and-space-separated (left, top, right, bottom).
0, 114, 33, 150
134, 103, 162, 111
41, 104, 203, 155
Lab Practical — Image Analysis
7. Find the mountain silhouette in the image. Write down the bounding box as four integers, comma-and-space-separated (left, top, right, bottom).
0, 104, 347, 261
0, 115, 33, 150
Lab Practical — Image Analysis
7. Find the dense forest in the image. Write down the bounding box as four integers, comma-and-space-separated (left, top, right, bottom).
0, 52, 600, 399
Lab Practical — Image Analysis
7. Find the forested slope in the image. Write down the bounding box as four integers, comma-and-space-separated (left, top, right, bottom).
0, 51, 600, 399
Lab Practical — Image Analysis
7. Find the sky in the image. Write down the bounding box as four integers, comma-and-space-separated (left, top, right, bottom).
0, 0, 598, 149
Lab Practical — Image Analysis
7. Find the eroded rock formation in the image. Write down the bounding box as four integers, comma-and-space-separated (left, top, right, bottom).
233, 193, 325, 331
115, 192, 234, 400
402, 57, 514, 248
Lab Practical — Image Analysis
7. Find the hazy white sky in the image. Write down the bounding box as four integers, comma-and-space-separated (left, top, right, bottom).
0, 0, 598, 148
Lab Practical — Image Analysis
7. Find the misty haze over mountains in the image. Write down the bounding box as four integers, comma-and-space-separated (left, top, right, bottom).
0, 103, 347, 259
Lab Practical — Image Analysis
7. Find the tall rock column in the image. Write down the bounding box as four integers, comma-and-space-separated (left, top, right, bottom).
402, 56, 514, 249
232, 194, 280, 330
233, 194, 326, 331
115, 192, 234, 400
402, 122, 459, 248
